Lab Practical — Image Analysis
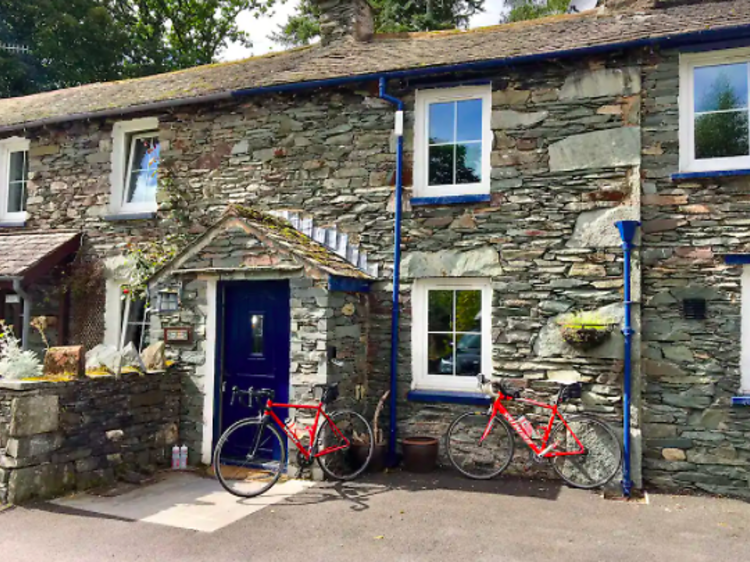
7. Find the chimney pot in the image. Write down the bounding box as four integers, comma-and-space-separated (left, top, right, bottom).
313, 0, 375, 45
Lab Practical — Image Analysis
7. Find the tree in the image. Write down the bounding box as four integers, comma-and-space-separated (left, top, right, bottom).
272, 0, 485, 48
0, 0, 277, 98
504, 0, 571, 23
0, 0, 127, 97
694, 74, 749, 160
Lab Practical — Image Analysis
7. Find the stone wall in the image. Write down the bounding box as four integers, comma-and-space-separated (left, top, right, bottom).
0, 371, 180, 504
640, 48, 750, 497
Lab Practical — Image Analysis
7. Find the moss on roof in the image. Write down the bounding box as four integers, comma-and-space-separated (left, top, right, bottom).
0, 0, 748, 131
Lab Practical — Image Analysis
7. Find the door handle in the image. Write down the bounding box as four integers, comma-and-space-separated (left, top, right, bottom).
222, 381, 227, 394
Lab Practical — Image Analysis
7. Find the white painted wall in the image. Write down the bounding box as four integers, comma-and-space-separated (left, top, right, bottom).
200, 279, 218, 465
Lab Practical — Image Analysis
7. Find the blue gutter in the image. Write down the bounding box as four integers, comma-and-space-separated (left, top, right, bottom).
616, 220, 640, 498
230, 25, 750, 100
378, 77, 404, 467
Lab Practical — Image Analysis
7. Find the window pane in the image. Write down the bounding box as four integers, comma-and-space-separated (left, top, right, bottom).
7, 182, 25, 213
694, 63, 749, 113
455, 290, 482, 332
126, 137, 160, 204
428, 290, 453, 331
9, 151, 27, 183
456, 99, 483, 142
695, 111, 749, 159
428, 145, 455, 186
455, 143, 482, 184
428, 333, 454, 375
251, 314, 264, 355
429, 102, 455, 144
455, 333, 482, 376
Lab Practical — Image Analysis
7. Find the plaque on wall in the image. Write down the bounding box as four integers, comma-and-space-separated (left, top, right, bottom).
164, 327, 192, 344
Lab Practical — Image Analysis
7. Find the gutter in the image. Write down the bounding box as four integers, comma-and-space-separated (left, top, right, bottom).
0, 276, 31, 350
378, 77, 404, 467
2, 24, 750, 134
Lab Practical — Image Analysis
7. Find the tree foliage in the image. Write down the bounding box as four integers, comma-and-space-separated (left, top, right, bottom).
504, 0, 572, 23
0, 0, 276, 98
273, 0, 485, 47
694, 74, 750, 160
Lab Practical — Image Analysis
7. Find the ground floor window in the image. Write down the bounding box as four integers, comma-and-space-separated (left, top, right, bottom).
120, 290, 149, 352
411, 278, 492, 392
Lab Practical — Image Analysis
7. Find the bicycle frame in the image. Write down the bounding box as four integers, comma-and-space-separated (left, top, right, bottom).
261, 399, 350, 461
483, 394, 586, 458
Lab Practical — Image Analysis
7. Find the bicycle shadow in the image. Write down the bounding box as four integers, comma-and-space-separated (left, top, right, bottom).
275, 468, 565, 512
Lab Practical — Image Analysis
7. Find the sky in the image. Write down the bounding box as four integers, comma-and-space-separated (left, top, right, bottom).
222, 0, 598, 61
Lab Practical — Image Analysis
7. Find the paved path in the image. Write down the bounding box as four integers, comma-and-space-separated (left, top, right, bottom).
1, 471, 748, 562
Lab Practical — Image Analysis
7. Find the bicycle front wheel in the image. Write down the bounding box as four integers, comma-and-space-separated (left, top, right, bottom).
316, 410, 374, 481
213, 419, 286, 498
447, 412, 515, 480
549, 415, 622, 489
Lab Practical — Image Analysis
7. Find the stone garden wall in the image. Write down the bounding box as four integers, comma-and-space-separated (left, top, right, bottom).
0, 371, 180, 504
640, 48, 750, 497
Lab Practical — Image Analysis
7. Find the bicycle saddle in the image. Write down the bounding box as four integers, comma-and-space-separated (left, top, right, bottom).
312, 382, 339, 404
477, 374, 522, 399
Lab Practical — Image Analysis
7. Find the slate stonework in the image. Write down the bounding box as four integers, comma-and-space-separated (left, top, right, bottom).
0, 372, 180, 504
640, 48, 750, 498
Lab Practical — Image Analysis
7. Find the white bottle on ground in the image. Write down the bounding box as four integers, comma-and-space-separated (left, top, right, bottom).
172, 445, 180, 470
179, 445, 188, 470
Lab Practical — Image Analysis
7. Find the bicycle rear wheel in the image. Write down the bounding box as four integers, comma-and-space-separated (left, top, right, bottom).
316, 410, 373, 481
447, 412, 515, 480
213, 419, 286, 498
549, 415, 622, 489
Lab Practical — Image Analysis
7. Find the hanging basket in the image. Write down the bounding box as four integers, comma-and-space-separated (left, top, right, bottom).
560, 324, 613, 350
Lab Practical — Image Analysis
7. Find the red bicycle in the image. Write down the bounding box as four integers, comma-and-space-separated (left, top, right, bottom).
447, 375, 622, 489
213, 383, 374, 498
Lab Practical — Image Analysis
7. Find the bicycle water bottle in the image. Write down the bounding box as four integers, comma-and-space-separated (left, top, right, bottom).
518, 416, 536, 439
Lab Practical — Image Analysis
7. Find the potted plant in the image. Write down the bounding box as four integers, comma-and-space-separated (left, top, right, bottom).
558, 310, 616, 351
352, 390, 390, 472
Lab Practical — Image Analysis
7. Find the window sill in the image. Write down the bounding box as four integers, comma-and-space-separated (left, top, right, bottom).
672, 168, 750, 181
407, 389, 491, 406
410, 194, 491, 207
0, 220, 25, 228
731, 396, 750, 406
105, 211, 157, 221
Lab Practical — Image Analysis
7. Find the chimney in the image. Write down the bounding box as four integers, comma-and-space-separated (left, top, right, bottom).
313, 0, 375, 46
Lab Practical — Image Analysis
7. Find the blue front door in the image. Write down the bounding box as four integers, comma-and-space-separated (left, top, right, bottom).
217, 280, 290, 445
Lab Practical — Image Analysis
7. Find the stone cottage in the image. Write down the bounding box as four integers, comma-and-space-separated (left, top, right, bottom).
1, 0, 750, 497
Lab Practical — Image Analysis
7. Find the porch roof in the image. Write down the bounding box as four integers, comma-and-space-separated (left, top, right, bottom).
0, 231, 81, 286
149, 206, 373, 287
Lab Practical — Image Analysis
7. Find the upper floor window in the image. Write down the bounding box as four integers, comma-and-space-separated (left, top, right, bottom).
110, 117, 160, 215
680, 48, 750, 173
414, 86, 492, 198
0, 137, 29, 225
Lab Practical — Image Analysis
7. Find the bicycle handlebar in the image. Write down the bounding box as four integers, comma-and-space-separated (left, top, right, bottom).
230, 386, 274, 408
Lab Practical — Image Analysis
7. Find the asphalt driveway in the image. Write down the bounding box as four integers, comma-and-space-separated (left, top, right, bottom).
1, 470, 748, 562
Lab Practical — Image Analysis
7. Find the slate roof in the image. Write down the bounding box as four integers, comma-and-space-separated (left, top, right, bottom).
0, 231, 80, 278
1, 0, 749, 131
149, 206, 373, 285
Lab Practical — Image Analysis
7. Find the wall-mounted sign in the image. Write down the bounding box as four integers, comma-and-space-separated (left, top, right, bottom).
5, 294, 20, 304
164, 327, 192, 344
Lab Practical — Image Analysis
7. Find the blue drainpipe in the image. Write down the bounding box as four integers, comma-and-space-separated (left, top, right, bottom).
378, 77, 404, 467
615, 220, 640, 498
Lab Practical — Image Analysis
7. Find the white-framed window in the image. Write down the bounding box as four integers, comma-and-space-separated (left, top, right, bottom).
741, 266, 750, 394
411, 278, 492, 392
679, 48, 750, 173
104, 280, 150, 352
0, 137, 30, 224
110, 117, 160, 214
413, 85, 492, 198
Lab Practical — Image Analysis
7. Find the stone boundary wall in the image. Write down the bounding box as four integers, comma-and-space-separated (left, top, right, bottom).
0, 371, 180, 504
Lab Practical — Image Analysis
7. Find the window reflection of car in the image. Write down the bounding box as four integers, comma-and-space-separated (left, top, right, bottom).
439, 333, 481, 375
